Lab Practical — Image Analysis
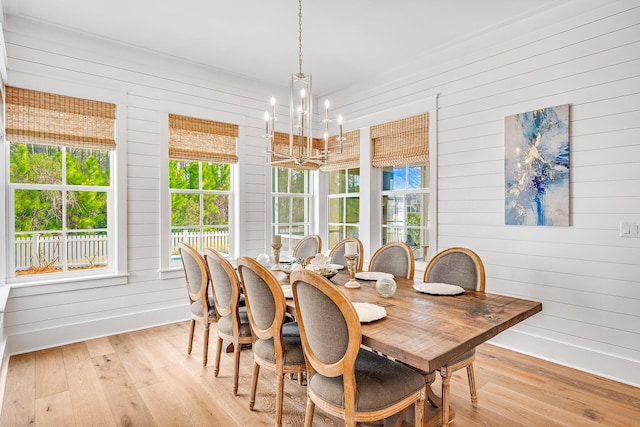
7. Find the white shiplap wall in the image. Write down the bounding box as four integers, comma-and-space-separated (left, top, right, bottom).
333, 0, 640, 386
0, 14, 278, 354
0, 0, 638, 389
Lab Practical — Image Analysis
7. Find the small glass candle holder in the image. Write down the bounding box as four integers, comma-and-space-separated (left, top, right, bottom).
271, 243, 282, 265
376, 277, 397, 298
344, 253, 360, 289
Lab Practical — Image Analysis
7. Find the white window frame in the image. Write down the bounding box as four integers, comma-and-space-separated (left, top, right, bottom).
1, 80, 128, 290
159, 107, 242, 279
380, 164, 430, 261
270, 167, 314, 254
342, 96, 438, 272
327, 167, 360, 249
167, 160, 234, 262
7, 146, 115, 280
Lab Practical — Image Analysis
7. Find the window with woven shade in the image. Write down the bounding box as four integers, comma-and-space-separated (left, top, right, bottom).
319, 129, 360, 172
5, 86, 116, 280
168, 113, 238, 164
373, 113, 430, 261
168, 114, 237, 260
6, 86, 116, 150
371, 113, 428, 167
322, 130, 361, 247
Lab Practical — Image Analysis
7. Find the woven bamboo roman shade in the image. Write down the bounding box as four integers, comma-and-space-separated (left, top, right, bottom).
5, 86, 116, 150
270, 131, 321, 170
371, 113, 429, 167
319, 129, 360, 172
169, 114, 238, 163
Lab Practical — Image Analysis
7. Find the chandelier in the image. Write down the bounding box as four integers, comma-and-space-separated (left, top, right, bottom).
264, 0, 344, 166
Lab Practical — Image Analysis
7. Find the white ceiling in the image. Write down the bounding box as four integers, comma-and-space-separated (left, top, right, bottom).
2, 0, 563, 96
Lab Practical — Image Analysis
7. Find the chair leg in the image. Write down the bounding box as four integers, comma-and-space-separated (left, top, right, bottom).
202, 323, 210, 366
249, 362, 260, 410
415, 388, 426, 427
303, 397, 315, 427
276, 373, 284, 427
214, 336, 223, 377
467, 364, 478, 407
233, 343, 242, 395
187, 319, 195, 354
441, 366, 452, 426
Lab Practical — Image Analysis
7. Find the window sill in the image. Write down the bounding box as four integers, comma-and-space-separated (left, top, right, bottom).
6, 273, 130, 297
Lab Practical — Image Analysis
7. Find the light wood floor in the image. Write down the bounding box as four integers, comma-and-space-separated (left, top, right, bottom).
2, 321, 639, 426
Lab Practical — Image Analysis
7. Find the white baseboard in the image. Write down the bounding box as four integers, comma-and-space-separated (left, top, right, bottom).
5, 304, 189, 356
489, 328, 640, 389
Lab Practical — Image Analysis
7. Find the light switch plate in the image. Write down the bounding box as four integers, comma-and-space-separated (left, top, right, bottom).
620, 221, 640, 238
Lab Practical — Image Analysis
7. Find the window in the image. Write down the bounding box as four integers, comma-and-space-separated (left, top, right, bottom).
381, 164, 430, 259
321, 130, 361, 249
271, 167, 312, 252
168, 114, 237, 263
169, 161, 231, 259
5, 86, 116, 279
328, 168, 360, 249
372, 113, 429, 260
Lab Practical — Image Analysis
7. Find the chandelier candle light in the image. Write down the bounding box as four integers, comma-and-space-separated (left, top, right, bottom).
264, 0, 345, 166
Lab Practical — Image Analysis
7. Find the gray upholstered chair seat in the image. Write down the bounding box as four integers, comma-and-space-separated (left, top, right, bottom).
217, 306, 251, 337
190, 296, 216, 317
252, 322, 305, 365
204, 248, 253, 395
308, 348, 425, 412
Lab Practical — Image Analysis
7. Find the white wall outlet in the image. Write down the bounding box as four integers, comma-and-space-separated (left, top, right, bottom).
620, 221, 640, 238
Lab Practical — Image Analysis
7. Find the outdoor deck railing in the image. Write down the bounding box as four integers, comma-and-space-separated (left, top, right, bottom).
14, 230, 310, 271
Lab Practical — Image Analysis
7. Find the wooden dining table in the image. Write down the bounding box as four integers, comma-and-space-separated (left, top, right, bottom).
277, 269, 542, 427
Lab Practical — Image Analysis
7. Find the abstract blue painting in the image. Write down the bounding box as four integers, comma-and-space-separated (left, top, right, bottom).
505, 104, 570, 226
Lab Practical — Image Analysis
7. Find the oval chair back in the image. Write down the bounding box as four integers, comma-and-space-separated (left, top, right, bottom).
291, 269, 426, 426
237, 256, 306, 426
424, 247, 485, 292
292, 234, 322, 258
204, 248, 251, 395
368, 242, 415, 279
178, 242, 216, 366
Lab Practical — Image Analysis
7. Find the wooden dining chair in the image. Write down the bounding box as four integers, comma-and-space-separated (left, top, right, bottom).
368, 241, 415, 279
178, 242, 217, 366
424, 246, 486, 425
290, 269, 426, 427
237, 257, 307, 427
292, 234, 322, 258
203, 248, 252, 396
329, 238, 364, 271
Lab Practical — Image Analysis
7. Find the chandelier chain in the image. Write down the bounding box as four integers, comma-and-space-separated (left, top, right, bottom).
298, 0, 303, 75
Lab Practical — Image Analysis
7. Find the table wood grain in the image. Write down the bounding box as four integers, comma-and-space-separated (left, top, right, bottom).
284, 271, 542, 374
